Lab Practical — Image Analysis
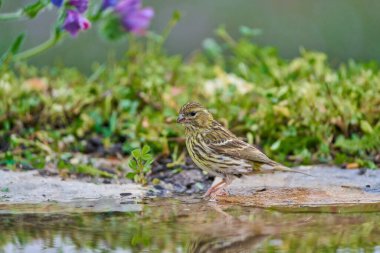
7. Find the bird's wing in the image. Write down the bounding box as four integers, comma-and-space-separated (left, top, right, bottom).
208, 138, 276, 166
208, 137, 313, 176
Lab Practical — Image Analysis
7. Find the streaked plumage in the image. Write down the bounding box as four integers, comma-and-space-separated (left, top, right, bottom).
177, 102, 309, 199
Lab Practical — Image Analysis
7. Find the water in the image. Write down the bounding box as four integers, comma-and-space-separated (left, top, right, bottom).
1, 197, 380, 253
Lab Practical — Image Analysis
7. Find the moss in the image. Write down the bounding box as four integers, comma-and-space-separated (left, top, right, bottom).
0, 28, 379, 175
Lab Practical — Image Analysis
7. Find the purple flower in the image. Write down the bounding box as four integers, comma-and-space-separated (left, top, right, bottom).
101, 0, 118, 10
115, 0, 140, 13
115, 0, 154, 35
51, 0, 64, 7
69, 0, 89, 13
121, 8, 154, 35
63, 10, 91, 36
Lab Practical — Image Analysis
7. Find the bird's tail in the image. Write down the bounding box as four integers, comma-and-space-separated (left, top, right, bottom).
271, 162, 314, 177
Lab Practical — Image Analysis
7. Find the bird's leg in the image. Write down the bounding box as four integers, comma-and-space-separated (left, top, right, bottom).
209, 177, 234, 201
203, 178, 226, 198
210, 187, 228, 197
208, 186, 228, 201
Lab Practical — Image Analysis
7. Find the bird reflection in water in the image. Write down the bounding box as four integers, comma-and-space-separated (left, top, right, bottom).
186, 202, 287, 253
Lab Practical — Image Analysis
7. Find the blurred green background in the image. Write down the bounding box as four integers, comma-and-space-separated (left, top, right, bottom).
1, 0, 380, 72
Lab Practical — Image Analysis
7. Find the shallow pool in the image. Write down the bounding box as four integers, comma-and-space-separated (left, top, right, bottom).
1, 197, 380, 252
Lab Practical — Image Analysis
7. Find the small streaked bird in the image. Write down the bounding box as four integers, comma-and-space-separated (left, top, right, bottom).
177, 102, 311, 199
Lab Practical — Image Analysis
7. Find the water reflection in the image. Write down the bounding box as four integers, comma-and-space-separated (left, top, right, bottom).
0, 198, 379, 252
186, 204, 272, 253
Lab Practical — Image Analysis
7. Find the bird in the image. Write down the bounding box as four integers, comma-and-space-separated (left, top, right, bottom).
177, 101, 311, 200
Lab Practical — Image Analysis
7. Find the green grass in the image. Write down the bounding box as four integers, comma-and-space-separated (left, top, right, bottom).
0, 27, 379, 177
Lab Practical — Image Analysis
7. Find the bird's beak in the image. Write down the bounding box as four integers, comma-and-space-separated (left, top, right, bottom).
177, 114, 185, 123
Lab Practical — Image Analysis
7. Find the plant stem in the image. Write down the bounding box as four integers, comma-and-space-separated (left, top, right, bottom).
14, 32, 64, 61
0, 10, 23, 21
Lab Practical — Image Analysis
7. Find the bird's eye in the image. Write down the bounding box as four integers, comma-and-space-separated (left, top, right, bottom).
189, 112, 197, 116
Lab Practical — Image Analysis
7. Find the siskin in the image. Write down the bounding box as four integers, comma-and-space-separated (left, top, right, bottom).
177, 102, 311, 199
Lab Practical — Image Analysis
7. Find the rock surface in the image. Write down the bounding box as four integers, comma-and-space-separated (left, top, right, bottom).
0, 170, 145, 204
1, 166, 380, 208
217, 166, 380, 207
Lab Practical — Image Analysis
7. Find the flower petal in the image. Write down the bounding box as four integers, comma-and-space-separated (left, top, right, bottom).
101, 0, 118, 10
63, 10, 91, 37
51, 0, 64, 7
69, 0, 89, 13
115, 0, 141, 15
121, 7, 154, 35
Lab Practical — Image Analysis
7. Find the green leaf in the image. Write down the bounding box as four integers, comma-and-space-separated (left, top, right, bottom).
4, 152, 15, 166
319, 143, 330, 154
75, 164, 114, 178
131, 149, 141, 158
145, 158, 154, 165
23, 0, 49, 18
126, 172, 135, 180
100, 14, 126, 41
141, 154, 152, 161
0, 33, 25, 65
270, 140, 281, 151
142, 145, 150, 155
203, 38, 222, 57
360, 120, 373, 134
358, 159, 377, 169
109, 111, 118, 134
128, 159, 137, 170
60, 152, 73, 161
143, 165, 151, 173
122, 141, 140, 154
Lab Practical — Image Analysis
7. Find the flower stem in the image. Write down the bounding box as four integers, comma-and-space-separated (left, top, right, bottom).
14, 32, 64, 61
0, 10, 24, 21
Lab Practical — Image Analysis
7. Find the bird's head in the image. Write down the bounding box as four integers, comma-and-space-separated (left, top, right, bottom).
177, 102, 214, 129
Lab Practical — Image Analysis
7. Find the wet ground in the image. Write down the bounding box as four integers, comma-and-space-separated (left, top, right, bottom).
1, 166, 380, 252
0, 197, 380, 253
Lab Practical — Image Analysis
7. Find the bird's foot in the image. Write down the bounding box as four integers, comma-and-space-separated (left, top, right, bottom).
208, 188, 229, 201
202, 187, 214, 198
202, 179, 226, 198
